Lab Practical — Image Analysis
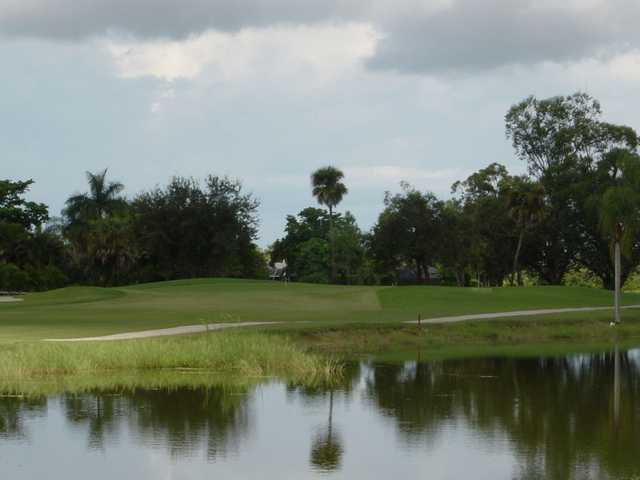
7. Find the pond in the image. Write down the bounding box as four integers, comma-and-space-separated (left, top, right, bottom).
1, 348, 638, 479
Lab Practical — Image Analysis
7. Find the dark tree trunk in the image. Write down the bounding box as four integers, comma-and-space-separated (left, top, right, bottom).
415, 258, 424, 283
512, 229, 524, 286
329, 206, 335, 283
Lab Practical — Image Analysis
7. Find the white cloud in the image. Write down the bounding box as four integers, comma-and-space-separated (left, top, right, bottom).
608, 51, 640, 82
344, 165, 466, 189
105, 23, 378, 83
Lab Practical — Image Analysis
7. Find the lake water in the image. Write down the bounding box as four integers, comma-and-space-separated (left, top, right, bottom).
1, 348, 639, 479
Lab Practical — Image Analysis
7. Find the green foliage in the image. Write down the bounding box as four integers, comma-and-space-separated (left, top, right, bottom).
438, 200, 472, 286
371, 183, 442, 284
451, 164, 518, 286
310, 166, 348, 214
0, 179, 49, 229
562, 267, 603, 289
272, 208, 373, 285
0, 263, 31, 291
0, 179, 66, 291
0, 263, 68, 292
598, 149, 640, 256
271, 207, 331, 272
295, 238, 331, 283
0, 332, 342, 385
133, 175, 262, 282
506, 92, 640, 288
58, 172, 265, 287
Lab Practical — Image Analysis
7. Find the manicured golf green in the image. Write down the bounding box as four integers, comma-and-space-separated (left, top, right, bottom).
1, 278, 639, 342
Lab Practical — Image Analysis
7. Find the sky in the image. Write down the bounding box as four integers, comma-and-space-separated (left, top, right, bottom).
3, 0, 640, 246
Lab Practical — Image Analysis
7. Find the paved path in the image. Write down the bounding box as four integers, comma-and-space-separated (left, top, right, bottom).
405, 305, 640, 325
0, 297, 22, 303
44, 322, 280, 342
43, 304, 640, 342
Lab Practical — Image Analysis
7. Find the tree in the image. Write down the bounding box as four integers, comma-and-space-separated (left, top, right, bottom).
505, 92, 639, 285
272, 208, 372, 284
598, 149, 640, 323
0, 179, 48, 230
504, 177, 545, 285
64, 169, 126, 224
0, 179, 66, 291
311, 167, 348, 282
271, 207, 331, 272
452, 164, 517, 286
85, 215, 139, 286
371, 183, 442, 284
438, 200, 473, 286
132, 175, 262, 282
63, 169, 127, 262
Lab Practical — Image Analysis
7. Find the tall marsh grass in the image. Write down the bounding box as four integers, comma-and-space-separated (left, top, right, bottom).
0, 332, 342, 387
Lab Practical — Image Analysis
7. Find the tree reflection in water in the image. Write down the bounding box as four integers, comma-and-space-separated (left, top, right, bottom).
309, 390, 344, 472
62, 386, 251, 460
0, 396, 46, 440
365, 349, 640, 480
0, 349, 638, 479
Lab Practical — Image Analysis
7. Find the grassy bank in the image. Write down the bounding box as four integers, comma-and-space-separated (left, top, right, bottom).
2, 278, 640, 392
0, 331, 341, 387
283, 308, 640, 355
1, 278, 639, 341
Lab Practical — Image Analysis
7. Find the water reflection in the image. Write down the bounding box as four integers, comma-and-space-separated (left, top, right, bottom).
0, 396, 46, 440
364, 350, 640, 479
309, 390, 343, 473
59, 386, 251, 459
0, 349, 638, 479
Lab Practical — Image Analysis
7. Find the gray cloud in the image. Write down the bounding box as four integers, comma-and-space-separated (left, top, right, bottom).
0, 0, 364, 39
2, 0, 639, 72
369, 0, 640, 73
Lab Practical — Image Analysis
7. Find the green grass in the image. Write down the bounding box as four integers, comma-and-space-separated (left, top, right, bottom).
284, 308, 640, 356
1, 279, 640, 393
1, 278, 638, 342
0, 331, 341, 389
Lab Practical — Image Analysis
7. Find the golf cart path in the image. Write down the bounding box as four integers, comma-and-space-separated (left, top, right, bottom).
44, 322, 280, 342
405, 304, 640, 324
44, 304, 640, 342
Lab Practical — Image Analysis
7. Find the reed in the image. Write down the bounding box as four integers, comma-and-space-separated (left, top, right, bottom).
0, 331, 343, 388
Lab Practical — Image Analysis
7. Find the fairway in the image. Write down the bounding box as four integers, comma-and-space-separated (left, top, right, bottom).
1, 278, 639, 342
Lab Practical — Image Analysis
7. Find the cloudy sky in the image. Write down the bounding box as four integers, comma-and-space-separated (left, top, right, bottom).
3, 0, 640, 245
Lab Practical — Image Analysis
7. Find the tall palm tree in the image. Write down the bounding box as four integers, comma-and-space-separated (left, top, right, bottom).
599, 150, 640, 324
64, 169, 125, 223
505, 177, 545, 286
311, 166, 348, 282
63, 169, 126, 261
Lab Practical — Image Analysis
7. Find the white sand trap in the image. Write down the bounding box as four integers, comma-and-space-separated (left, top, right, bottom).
0, 297, 22, 303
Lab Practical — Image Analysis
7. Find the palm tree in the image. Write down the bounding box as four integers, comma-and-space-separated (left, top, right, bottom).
63, 169, 126, 263
311, 167, 348, 282
505, 177, 545, 286
599, 150, 640, 324
64, 169, 125, 223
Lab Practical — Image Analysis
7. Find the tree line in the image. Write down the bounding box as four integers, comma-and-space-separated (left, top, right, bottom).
0, 173, 264, 290
274, 92, 640, 297
2, 92, 639, 295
